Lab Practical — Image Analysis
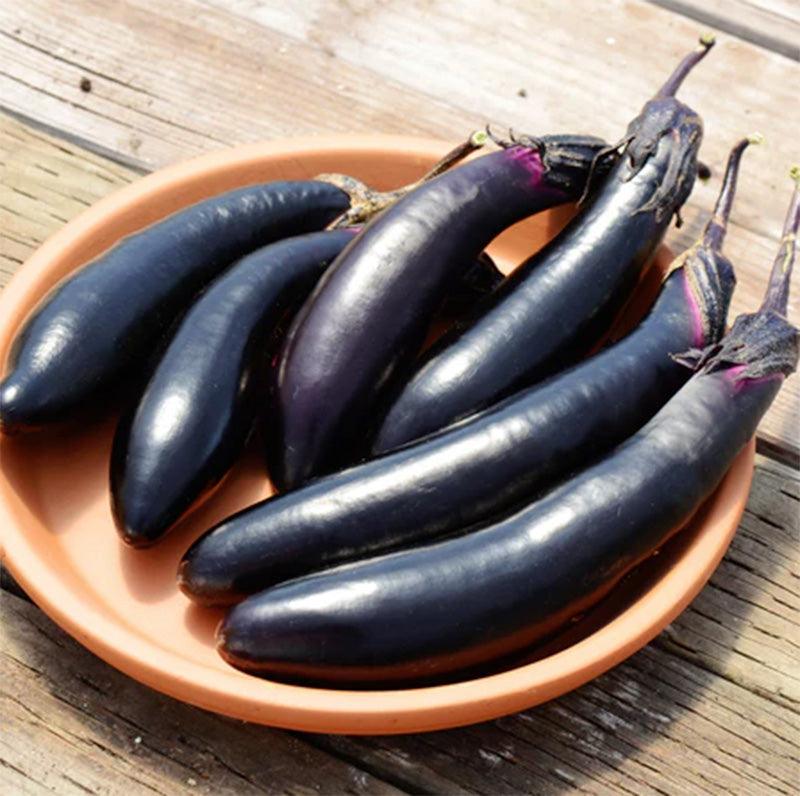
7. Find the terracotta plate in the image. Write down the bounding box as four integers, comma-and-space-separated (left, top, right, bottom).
0, 137, 754, 734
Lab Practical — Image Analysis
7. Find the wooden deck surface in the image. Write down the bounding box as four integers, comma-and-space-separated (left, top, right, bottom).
1, 1, 798, 793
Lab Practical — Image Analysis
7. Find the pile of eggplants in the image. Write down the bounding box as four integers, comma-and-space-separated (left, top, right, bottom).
1, 35, 797, 688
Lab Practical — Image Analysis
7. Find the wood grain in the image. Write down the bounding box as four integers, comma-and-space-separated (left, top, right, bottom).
208, 0, 799, 242
0, 592, 402, 796
0, 114, 134, 283
649, 0, 800, 60
2, 459, 797, 795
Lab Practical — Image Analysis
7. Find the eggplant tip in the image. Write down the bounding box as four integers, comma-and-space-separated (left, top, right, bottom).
0, 379, 22, 435
119, 530, 158, 549
790, 165, 800, 183
747, 132, 765, 146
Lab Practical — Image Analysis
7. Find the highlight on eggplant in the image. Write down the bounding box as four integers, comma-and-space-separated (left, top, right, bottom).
178, 133, 754, 607
216, 167, 798, 685
0, 134, 485, 436
269, 131, 617, 490
374, 35, 715, 456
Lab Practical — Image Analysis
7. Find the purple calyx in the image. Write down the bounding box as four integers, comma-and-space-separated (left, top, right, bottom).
672, 134, 758, 348
675, 167, 800, 382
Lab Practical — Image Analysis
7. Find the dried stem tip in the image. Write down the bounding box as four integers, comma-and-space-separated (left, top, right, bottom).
703, 134, 759, 250
760, 168, 799, 315
657, 34, 716, 98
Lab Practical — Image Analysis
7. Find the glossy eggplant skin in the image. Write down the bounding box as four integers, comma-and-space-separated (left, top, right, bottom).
374, 36, 716, 456
0, 181, 350, 434
270, 137, 611, 489
111, 230, 357, 548
375, 129, 702, 454
218, 369, 783, 685
217, 164, 800, 684
179, 248, 734, 605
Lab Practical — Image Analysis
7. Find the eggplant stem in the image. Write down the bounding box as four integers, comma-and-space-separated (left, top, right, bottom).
484, 124, 545, 156
761, 167, 800, 316
703, 133, 761, 250
419, 130, 489, 182
656, 34, 715, 98
577, 136, 633, 206
674, 167, 800, 380
319, 130, 488, 229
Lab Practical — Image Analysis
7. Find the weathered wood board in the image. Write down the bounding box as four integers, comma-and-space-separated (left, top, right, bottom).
2, 1, 799, 792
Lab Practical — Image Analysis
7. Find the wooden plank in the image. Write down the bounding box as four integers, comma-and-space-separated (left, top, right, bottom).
0, 0, 794, 258
654, 457, 800, 709
311, 645, 799, 795
0, 0, 477, 169
0, 114, 135, 283
0, 0, 796, 461
0, 592, 404, 796
2, 458, 797, 794
649, 0, 800, 60
206, 0, 800, 244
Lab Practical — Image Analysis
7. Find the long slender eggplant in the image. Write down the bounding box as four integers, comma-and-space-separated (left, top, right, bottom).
374, 36, 714, 455
178, 135, 752, 607
0, 181, 351, 434
111, 232, 501, 548
269, 132, 617, 489
111, 230, 356, 548
0, 135, 485, 436
217, 171, 799, 684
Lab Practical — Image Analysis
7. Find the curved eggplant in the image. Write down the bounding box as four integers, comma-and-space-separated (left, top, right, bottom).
269, 134, 614, 489
217, 172, 799, 684
0, 180, 351, 434
112, 231, 500, 547
111, 230, 357, 547
178, 136, 752, 607
374, 37, 714, 455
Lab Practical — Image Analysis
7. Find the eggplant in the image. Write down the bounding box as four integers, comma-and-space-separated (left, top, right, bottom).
0, 181, 351, 434
111, 230, 356, 547
374, 36, 714, 455
0, 133, 485, 436
178, 135, 752, 607
112, 232, 502, 548
269, 133, 616, 489
217, 171, 799, 684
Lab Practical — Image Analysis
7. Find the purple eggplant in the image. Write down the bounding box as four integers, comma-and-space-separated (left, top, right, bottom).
178, 135, 751, 607
269, 133, 616, 489
0, 181, 351, 434
111, 231, 502, 548
217, 170, 799, 685
374, 36, 714, 455
111, 230, 356, 548
0, 135, 484, 436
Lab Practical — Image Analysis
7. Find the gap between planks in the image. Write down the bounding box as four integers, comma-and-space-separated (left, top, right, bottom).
647, 0, 800, 61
